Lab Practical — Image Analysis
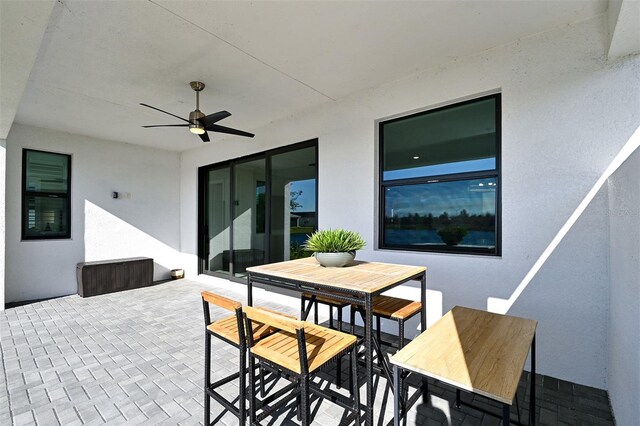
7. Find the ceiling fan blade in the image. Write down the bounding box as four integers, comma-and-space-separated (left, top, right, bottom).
200, 111, 231, 128
206, 123, 255, 138
140, 103, 191, 124
199, 131, 210, 142
142, 124, 190, 128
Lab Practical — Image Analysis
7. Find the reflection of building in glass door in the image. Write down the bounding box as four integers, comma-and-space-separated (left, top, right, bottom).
232, 159, 266, 278
271, 147, 317, 262
205, 167, 230, 275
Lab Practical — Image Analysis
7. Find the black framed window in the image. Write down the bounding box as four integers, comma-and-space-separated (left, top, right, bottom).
22, 149, 71, 240
379, 94, 501, 255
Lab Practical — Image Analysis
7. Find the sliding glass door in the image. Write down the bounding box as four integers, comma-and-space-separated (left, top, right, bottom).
232, 158, 266, 278
270, 146, 317, 263
199, 140, 317, 281
202, 166, 231, 275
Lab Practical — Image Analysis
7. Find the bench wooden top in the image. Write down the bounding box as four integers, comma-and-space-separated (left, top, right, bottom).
390, 306, 537, 405
247, 257, 425, 294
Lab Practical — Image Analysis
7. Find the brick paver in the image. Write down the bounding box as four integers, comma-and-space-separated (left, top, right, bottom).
0, 279, 615, 425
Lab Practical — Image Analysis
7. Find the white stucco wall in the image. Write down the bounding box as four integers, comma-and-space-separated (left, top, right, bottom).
181, 15, 639, 389
5, 124, 181, 303
0, 138, 5, 310
607, 148, 640, 424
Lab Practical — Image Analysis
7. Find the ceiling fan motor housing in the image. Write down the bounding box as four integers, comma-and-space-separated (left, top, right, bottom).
189, 109, 205, 133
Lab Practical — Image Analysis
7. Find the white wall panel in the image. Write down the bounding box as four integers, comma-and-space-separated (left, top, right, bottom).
607, 148, 640, 424
5, 124, 181, 302
181, 15, 639, 388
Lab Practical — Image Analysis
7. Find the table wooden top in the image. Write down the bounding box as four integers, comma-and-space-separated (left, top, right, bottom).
390, 306, 537, 404
246, 257, 426, 294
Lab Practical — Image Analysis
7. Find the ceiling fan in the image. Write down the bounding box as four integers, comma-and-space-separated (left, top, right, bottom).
140, 81, 254, 142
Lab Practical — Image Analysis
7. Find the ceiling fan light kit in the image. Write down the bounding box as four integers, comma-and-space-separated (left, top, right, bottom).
188, 110, 205, 134
141, 81, 254, 142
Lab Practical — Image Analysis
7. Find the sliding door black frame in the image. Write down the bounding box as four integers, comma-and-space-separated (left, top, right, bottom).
197, 139, 318, 283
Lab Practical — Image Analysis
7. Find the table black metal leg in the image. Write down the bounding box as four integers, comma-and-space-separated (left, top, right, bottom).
456, 389, 461, 408
337, 308, 343, 389
247, 273, 253, 306
420, 272, 428, 403
530, 333, 536, 426
365, 293, 373, 426
393, 365, 400, 426
503, 403, 510, 425
420, 272, 426, 333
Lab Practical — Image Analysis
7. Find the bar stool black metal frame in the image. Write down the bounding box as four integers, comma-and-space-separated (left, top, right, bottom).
351, 295, 422, 411
202, 291, 248, 425
244, 306, 361, 426
300, 293, 350, 387
202, 292, 294, 425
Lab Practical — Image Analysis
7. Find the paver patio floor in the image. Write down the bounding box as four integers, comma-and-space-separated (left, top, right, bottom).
1, 279, 614, 425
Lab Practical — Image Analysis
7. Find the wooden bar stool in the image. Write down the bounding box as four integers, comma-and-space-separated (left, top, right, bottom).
244, 306, 361, 426
202, 291, 288, 425
301, 292, 349, 330
300, 292, 350, 387
351, 295, 422, 402
352, 295, 422, 350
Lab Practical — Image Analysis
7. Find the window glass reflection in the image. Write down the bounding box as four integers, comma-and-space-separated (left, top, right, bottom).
384, 178, 497, 249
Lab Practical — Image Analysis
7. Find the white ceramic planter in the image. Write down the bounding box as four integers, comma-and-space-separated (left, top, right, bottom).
314, 252, 355, 267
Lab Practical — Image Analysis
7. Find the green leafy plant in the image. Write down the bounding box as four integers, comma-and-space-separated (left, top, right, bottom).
303, 229, 366, 253
437, 226, 468, 246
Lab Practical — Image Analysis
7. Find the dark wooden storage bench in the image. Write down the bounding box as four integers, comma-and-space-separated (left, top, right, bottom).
76, 257, 153, 297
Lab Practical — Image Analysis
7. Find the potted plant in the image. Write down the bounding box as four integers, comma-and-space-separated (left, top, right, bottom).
303, 229, 366, 267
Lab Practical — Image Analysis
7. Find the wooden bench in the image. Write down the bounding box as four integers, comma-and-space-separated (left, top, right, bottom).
390, 306, 537, 425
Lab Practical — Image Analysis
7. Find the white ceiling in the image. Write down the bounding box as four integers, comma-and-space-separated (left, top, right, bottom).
6, 0, 609, 152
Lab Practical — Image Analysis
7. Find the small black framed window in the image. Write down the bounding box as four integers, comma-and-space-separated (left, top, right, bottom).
379, 94, 501, 255
22, 149, 71, 240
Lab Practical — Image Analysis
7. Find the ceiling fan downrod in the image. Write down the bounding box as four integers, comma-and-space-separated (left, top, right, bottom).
189, 81, 206, 134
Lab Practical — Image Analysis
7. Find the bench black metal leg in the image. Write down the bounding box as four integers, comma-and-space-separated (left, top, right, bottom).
530, 334, 536, 426
503, 403, 510, 425
393, 364, 400, 426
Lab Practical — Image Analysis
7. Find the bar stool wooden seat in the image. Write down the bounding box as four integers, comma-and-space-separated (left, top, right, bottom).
244, 306, 361, 426
202, 291, 290, 425
301, 292, 349, 330
352, 294, 422, 350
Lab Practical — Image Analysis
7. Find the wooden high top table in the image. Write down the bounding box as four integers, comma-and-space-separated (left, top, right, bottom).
390, 306, 537, 425
246, 257, 427, 426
